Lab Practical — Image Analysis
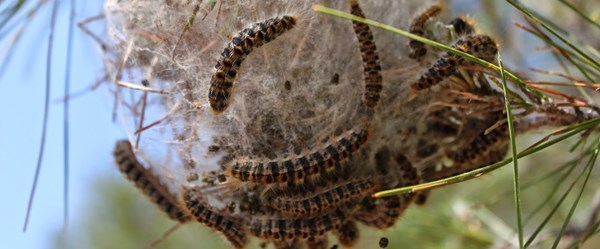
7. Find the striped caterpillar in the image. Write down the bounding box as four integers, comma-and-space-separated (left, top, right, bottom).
350, 0, 383, 109
249, 208, 347, 241
271, 180, 374, 217
182, 186, 248, 249
113, 140, 190, 222
226, 125, 369, 184
208, 16, 298, 113
410, 34, 498, 90
408, 3, 443, 59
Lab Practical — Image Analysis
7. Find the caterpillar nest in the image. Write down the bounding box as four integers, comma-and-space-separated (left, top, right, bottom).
103, 1, 599, 248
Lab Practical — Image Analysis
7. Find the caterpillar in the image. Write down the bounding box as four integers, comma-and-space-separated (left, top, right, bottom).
426, 124, 509, 182
449, 16, 475, 36
355, 154, 419, 229
410, 34, 498, 90
355, 194, 405, 229
182, 186, 248, 249
395, 153, 421, 186
249, 208, 347, 241
261, 161, 354, 201
408, 3, 443, 59
350, 0, 383, 109
333, 221, 359, 247
113, 140, 190, 222
446, 123, 508, 166
271, 180, 374, 217
226, 125, 369, 184
208, 16, 298, 113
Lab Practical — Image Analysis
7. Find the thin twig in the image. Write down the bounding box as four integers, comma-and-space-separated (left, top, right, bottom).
24, 0, 60, 232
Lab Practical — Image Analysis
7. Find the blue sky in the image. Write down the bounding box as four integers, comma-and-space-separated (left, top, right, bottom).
0, 2, 124, 248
